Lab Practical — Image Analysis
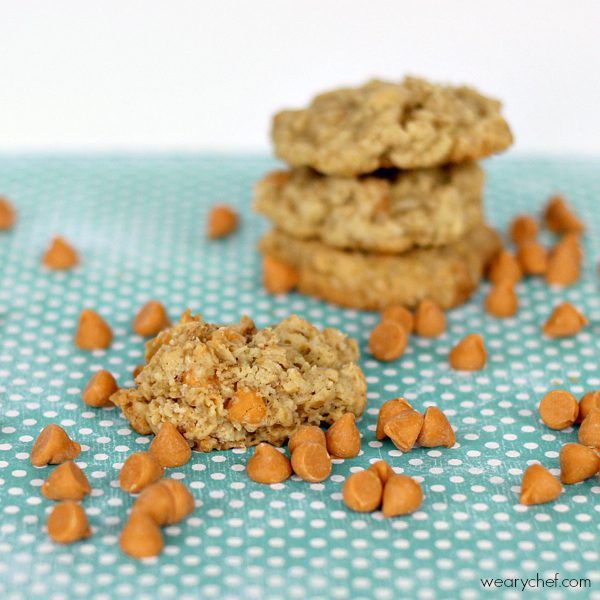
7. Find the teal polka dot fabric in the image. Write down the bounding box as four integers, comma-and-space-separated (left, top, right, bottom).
0, 155, 598, 600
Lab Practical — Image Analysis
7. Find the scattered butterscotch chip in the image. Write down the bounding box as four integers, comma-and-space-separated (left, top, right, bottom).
417, 407, 455, 448
545, 237, 582, 286
227, 389, 267, 428
559, 443, 600, 484
413, 299, 446, 337
342, 469, 383, 512
82, 370, 118, 408
120, 511, 164, 559
207, 204, 238, 239
133, 300, 171, 337
47, 501, 91, 544
376, 398, 413, 440
578, 409, 600, 450
325, 413, 361, 458
132, 364, 144, 379
381, 305, 413, 333
368, 460, 394, 484
288, 425, 326, 454
132, 478, 195, 525
484, 282, 518, 318
382, 475, 424, 517
0, 197, 16, 230
542, 303, 588, 338
41, 461, 91, 501
75, 309, 113, 350
488, 250, 522, 285
263, 255, 300, 293
383, 409, 424, 453
544, 195, 584, 234
30, 424, 81, 467
520, 464, 562, 505
246, 443, 292, 484
510, 215, 538, 244
516, 241, 547, 275
538, 390, 579, 430
42, 236, 79, 270
291, 442, 332, 483
578, 391, 600, 424
369, 320, 407, 361
119, 452, 164, 493
149, 422, 192, 468
449, 334, 487, 371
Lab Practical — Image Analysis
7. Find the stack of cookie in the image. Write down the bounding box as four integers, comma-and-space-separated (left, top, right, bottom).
256, 77, 513, 310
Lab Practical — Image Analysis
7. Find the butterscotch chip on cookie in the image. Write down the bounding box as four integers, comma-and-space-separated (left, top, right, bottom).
254, 163, 484, 253
272, 77, 512, 176
258, 224, 501, 310
111, 312, 366, 451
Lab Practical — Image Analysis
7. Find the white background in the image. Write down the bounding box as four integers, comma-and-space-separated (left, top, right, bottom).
1, 0, 598, 154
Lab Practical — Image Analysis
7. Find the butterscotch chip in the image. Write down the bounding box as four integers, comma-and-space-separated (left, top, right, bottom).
559, 443, 600, 484
325, 413, 361, 458
578, 409, 600, 450
516, 241, 547, 275
0, 197, 16, 230
159, 479, 195, 522
413, 299, 446, 337
417, 407, 455, 448
520, 464, 562, 505
509, 215, 538, 244
449, 334, 487, 371
133, 301, 171, 337
41, 461, 91, 501
132, 481, 175, 525
75, 309, 113, 350
119, 452, 164, 493
149, 422, 191, 467
42, 236, 79, 270
484, 282, 518, 318
544, 195, 584, 234
369, 320, 408, 361
47, 501, 91, 544
288, 426, 326, 454
227, 389, 267, 429
82, 370, 118, 407
542, 303, 588, 338
381, 305, 413, 333
120, 512, 164, 559
342, 469, 383, 512
30, 424, 81, 467
132, 364, 144, 379
376, 398, 413, 440
291, 442, 332, 482
207, 204, 238, 239
263, 255, 300, 293
368, 460, 394, 484
383, 409, 424, 453
545, 237, 582, 286
382, 474, 424, 517
246, 443, 292, 484
538, 390, 579, 430
578, 391, 600, 424
488, 250, 522, 284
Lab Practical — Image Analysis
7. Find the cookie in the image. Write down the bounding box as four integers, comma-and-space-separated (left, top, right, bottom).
259, 223, 501, 310
254, 162, 484, 253
111, 313, 366, 452
272, 77, 513, 176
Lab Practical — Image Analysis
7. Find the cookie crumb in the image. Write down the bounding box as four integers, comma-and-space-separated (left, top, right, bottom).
247, 443, 292, 484
75, 310, 113, 350
43, 236, 79, 270
449, 334, 487, 371
207, 204, 238, 239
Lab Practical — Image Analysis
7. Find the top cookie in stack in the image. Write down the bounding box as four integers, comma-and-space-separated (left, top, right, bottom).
256, 77, 512, 310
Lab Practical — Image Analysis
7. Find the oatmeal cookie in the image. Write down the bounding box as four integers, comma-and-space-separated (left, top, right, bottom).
259, 223, 501, 310
111, 313, 366, 452
272, 77, 513, 176
254, 162, 484, 253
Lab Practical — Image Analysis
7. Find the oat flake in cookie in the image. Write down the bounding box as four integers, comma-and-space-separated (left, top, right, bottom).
272, 77, 513, 176
111, 312, 366, 452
